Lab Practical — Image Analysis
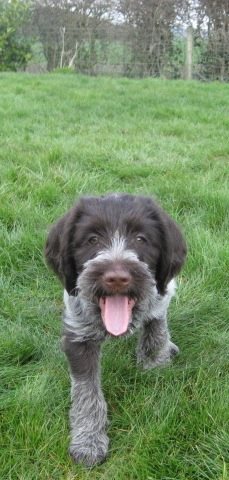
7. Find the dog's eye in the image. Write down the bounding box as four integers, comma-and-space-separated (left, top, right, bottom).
136, 235, 147, 243
88, 235, 99, 245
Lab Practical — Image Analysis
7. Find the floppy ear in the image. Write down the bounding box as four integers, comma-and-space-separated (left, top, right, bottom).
45, 206, 81, 295
155, 212, 187, 295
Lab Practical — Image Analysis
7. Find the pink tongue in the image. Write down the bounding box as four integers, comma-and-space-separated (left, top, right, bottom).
99, 295, 134, 336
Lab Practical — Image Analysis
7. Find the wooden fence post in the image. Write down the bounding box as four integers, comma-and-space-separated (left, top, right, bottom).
185, 26, 193, 80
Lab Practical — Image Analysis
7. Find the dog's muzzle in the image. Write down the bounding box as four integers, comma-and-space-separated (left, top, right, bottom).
77, 252, 153, 337
98, 265, 135, 336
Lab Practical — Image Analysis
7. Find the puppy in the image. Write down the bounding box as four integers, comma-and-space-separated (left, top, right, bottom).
45, 194, 187, 466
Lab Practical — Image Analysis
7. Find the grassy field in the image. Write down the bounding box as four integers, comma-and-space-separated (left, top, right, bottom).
0, 73, 228, 480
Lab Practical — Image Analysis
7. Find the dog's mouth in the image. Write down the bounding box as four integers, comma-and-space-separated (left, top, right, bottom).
99, 295, 136, 336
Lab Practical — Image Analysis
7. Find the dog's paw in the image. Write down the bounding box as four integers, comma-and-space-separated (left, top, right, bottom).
138, 341, 179, 370
168, 341, 180, 358
69, 432, 109, 467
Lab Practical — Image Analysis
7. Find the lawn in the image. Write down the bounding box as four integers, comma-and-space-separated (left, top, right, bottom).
0, 73, 228, 480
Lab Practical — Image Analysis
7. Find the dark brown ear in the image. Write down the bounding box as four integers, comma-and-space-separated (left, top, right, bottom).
45, 206, 81, 295
155, 212, 187, 295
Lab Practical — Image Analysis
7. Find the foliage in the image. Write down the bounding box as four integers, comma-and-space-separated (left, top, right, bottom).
0, 73, 229, 479
53, 66, 75, 74
1, 0, 228, 79
198, 31, 229, 81
0, 0, 32, 71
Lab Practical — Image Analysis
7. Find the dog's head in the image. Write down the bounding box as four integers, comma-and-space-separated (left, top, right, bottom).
45, 194, 186, 335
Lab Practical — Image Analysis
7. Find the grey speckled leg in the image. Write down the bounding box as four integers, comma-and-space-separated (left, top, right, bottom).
62, 336, 109, 467
137, 317, 179, 369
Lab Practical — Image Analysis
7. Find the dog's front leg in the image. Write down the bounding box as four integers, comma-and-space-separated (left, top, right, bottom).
62, 336, 109, 467
137, 316, 179, 369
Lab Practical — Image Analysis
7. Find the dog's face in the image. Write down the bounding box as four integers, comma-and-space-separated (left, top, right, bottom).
45, 194, 186, 335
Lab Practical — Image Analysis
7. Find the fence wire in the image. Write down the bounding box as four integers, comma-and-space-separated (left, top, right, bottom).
24, 15, 229, 81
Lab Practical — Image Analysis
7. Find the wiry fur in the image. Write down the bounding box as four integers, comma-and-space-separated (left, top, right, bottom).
45, 193, 186, 467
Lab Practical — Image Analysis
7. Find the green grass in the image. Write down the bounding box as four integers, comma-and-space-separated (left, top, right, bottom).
0, 73, 228, 480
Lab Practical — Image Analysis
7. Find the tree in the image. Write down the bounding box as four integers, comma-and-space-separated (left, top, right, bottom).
117, 0, 186, 77
0, 0, 32, 71
32, 0, 113, 71
196, 0, 229, 80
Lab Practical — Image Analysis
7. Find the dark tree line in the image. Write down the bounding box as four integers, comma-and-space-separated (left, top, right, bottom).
1, 0, 229, 80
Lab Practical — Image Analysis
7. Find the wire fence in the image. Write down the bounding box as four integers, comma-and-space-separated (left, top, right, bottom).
26, 33, 229, 82
23, 12, 229, 81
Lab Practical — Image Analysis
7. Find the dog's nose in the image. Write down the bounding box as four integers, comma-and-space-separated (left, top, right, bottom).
103, 268, 132, 290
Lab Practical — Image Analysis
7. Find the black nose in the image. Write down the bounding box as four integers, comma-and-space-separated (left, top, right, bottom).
103, 268, 132, 290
